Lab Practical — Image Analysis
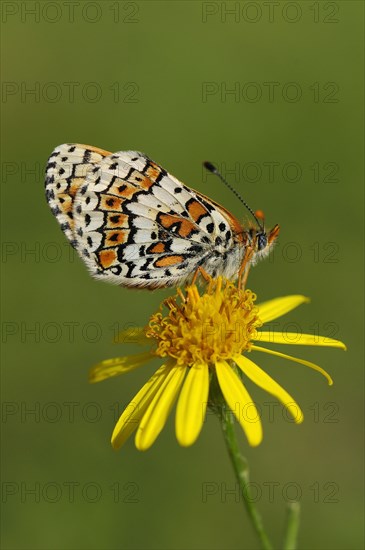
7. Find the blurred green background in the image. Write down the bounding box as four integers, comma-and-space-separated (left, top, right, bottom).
1, 1, 364, 549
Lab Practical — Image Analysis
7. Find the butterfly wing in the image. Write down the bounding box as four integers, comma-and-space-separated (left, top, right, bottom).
45, 146, 245, 288
45, 143, 111, 245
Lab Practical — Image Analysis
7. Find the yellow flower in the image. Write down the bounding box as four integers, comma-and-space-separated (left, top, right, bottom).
90, 278, 346, 451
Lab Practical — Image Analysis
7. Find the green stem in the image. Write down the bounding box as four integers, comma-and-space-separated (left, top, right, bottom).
219, 407, 273, 550
283, 502, 300, 550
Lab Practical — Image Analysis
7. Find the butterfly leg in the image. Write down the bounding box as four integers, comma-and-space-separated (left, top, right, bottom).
191, 266, 211, 286
238, 247, 254, 290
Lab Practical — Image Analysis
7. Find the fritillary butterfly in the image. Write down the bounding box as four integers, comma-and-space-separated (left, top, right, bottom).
45, 144, 279, 288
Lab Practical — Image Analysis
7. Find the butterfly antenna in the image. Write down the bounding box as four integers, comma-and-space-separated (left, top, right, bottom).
203, 161, 264, 231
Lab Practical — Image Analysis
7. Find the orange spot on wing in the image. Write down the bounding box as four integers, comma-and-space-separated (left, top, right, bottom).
149, 242, 166, 253
98, 249, 117, 268
187, 200, 207, 222
100, 195, 123, 211
106, 213, 129, 228
109, 182, 137, 199
145, 163, 161, 182
159, 214, 176, 229
134, 176, 153, 190
155, 255, 184, 268
104, 230, 128, 247
159, 214, 195, 238
69, 178, 85, 197
178, 220, 196, 238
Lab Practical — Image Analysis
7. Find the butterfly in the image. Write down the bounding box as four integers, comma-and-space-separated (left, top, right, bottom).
45, 144, 279, 289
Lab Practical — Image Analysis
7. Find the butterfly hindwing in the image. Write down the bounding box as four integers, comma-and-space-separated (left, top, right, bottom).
45, 143, 111, 245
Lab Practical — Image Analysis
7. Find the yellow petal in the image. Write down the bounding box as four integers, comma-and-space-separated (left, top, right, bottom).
251, 345, 333, 385
135, 365, 187, 451
215, 360, 263, 447
175, 363, 209, 447
113, 326, 150, 345
257, 295, 310, 323
254, 331, 346, 350
234, 355, 303, 424
89, 351, 152, 383
112, 363, 172, 450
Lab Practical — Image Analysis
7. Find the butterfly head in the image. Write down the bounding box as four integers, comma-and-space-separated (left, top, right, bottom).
253, 209, 280, 252
249, 220, 280, 260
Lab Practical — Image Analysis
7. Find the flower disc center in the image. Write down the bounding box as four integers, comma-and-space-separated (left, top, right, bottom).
145, 278, 262, 366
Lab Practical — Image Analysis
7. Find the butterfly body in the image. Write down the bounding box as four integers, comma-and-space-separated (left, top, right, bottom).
45, 144, 279, 288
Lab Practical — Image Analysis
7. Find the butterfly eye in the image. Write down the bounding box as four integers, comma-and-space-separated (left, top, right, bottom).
257, 233, 268, 251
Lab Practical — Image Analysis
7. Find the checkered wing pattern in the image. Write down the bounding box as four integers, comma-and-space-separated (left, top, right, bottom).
45, 144, 246, 288
45, 144, 111, 245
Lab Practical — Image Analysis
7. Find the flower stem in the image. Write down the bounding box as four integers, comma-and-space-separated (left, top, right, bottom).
219, 407, 273, 550
283, 502, 300, 550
